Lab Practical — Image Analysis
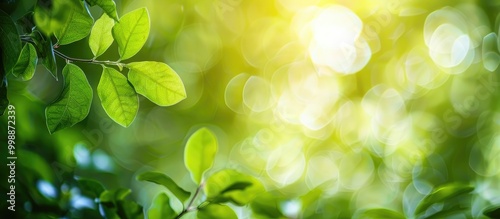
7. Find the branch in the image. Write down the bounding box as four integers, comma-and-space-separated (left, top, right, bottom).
175, 181, 206, 219
53, 50, 124, 67
20, 36, 124, 68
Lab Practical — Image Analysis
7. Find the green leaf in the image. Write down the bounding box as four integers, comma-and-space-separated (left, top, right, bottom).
31, 30, 57, 80
184, 127, 218, 184
97, 66, 138, 127
99, 189, 144, 219
136, 171, 191, 203
423, 205, 469, 219
219, 182, 253, 194
89, 13, 114, 58
100, 188, 131, 203
85, 0, 119, 21
0, 9, 21, 74
33, 0, 73, 36
484, 205, 500, 218
197, 204, 237, 219
112, 8, 150, 60
18, 149, 56, 183
0, 77, 7, 116
54, 0, 94, 45
356, 208, 405, 219
117, 200, 144, 219
45, 64, 93, 134
77, 179, 106, 199
12, 43, 38, 81
414, 183, 474, 216
127, 61, 186, 106
204, 169, 264, 206
148, 193, 176, 219
251, 193, 285, 219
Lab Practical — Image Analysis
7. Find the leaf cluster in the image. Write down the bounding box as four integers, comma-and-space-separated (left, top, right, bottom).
0, 0, 186, 133
137, 127, 265, 219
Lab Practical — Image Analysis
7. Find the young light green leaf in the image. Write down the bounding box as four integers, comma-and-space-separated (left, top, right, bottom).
0, 9, 21, 74
414, 183, 474, 216
355, 208, 405, 219
136, 171, 190, 203
112, 8, 150, 60
85, 0, 119, 21
148, 193, 176, 219
54, 0, 94, 45
31, 31, 58, 80
204, 169, 264, 206
185, 127, 218, 184
98, 67, 138, 127
197, 204, 237, 219
45, 64, 93, 134
89, 13, 115, 57
12, 43, 38, 81
127, 61, 186, 106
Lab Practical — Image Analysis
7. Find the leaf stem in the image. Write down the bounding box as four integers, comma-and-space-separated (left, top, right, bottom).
52, 50, 124, 67
20, 36, 125, 68
175, 181, 206, 219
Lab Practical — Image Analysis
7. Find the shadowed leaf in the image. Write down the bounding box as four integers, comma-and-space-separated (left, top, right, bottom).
45, 64, 93, 133
136, 171, 190, 203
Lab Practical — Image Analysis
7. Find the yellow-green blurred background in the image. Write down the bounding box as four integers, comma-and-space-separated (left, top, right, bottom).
3, 0, 500, 218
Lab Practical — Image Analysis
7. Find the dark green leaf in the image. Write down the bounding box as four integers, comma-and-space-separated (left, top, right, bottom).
219, 182, 253, 194
31, 30, 57, 80
483, 205, 500, 218
204, 169, 264, 206
423, 205, 469, 219
112, 8, 149, 60
76, 208, 104, 219
414, 183, 474, 216
127, 61, 186, 106
148, 193, 176, 219
99, 190, 144, 219
85, 0, 119, 21
185, 127, 218, 184
33, 0, 72, 36
251, 193, 285, 218
356, 208, 405, 219
17, 11, 36, 34
99, 203, 121, 219
77, 179, 106, 199
54, 0, 94, 45
0, 76, 7, 116
116, 200, 144, 219
97, 66, 138, 127
89, 13, 114, 58
45, 63, 93, 134
197, 204, 237, 219
17, 149, 56, 183
136, 171, 190, 203
12, 43, 38, 81
0, 9, 21, 74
